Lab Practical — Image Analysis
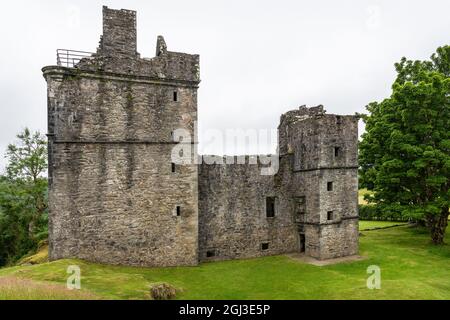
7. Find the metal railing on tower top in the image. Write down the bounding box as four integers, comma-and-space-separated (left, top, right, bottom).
56, 49, 95, 68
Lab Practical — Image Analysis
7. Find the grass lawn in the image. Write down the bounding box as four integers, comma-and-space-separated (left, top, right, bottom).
0, 276, 99, 300
0, 223, 449, 300
359, 220, 408, 230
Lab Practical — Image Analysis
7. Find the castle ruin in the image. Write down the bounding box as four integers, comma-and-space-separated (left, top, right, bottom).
43, 7, 359, 267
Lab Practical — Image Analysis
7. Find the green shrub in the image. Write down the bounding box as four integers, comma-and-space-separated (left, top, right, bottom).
359, 204, 410, 222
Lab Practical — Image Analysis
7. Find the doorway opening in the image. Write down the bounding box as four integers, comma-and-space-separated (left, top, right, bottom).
299, 233, 305, 253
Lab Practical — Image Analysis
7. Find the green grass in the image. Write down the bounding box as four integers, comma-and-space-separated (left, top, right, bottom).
0, 276, 99, 300
16, 243, 49, 266
0, 224, 449, 300
359, 220, 408, 230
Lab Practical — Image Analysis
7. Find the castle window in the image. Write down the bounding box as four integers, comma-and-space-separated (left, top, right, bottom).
327, 181, 333, 191
176, 206, 181, 216
173, 91, 178, 102
266, 197, 275, 218
261, 242, 269, 250
327, 211, 334, 221
206, 250, 216, 258
334, 147, 340, 157
171, 162, 176, 173
296, 211, 306, 223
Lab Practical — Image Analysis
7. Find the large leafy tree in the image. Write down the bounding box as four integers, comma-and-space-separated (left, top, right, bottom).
5, 128, 48, 237
0, 177, 37, 265
359, 45, 450, 244
0, 128, 48, 265
6, 128, 47, 183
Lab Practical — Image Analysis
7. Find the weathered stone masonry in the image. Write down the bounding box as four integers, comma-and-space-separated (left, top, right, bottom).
199, 106, 359, 262
43, 7, 359, 267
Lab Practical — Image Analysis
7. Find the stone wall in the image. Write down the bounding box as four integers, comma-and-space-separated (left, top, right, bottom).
198, 156, 298, 262
282, 106, 359, 260
44, 7, 200, 267
44, 71, 199, 267
48, 143, 198, 266
317, 219, 359, 259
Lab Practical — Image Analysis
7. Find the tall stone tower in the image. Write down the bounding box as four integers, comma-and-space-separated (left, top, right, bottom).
43, 7, 200, 266
278, 106, 359, 259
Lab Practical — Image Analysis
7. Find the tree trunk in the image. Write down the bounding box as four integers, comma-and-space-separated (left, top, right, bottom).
416, 219, 427, 227
28, 219, 36, 238
429, 207, 449, 245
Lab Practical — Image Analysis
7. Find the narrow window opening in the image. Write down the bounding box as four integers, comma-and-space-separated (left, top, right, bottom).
206, 250, 216, 258
327, 211, 334, 221
173, 91, 178, 102
296, 196, 305, 205
176, 206, 181, 217
261, 243, 269, 250
266, 197, 275, 218
171, 162, 176, 173
327, 181, 333, 191
334, 147, 340, 157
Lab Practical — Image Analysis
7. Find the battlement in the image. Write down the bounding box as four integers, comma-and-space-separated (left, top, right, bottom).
279, 105, 325, 127
279, 105, 358, 128
99, 6, 138, 58
278, 105, 359, 170
44, 6, 200, 85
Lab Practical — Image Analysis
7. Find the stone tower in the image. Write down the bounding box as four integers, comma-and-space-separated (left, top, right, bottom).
43, 7, 200, 266
278, 105, 359, 259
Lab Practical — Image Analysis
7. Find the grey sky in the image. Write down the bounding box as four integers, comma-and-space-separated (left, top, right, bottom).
0, 0, 449, 171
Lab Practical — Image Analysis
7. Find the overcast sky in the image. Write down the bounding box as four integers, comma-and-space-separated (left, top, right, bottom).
0, 0, 449, 171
